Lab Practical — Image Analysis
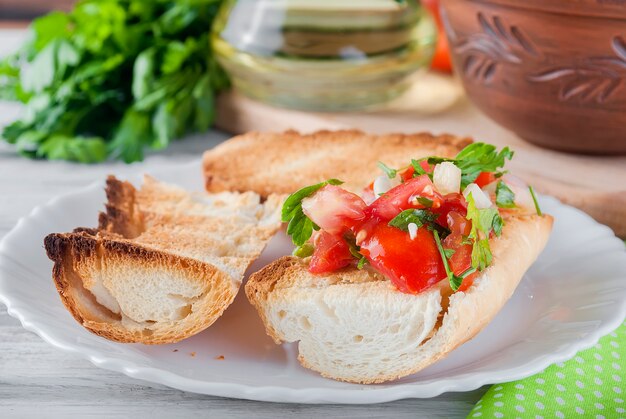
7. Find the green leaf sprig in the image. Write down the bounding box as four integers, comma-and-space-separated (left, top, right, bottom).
465, 192, 504, 272
0, 0, 229, 163
433, 230, 476, 291
388, 209, 449, 237
495, 181, 516, 208
282, 179, 343, 247
411, 143, 513, 187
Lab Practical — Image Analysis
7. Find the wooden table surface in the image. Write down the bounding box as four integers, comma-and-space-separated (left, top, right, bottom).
0, 26, 485, 418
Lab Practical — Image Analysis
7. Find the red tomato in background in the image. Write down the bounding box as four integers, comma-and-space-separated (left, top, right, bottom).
360, 223, 446, 293
308, 231, 354, 274
367, 175, 443, 221
301, 185, 366, 234
422, 0, 452, 73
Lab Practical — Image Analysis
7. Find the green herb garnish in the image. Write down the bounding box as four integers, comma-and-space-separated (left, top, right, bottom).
411, 158, 431, 178
357, 256, 368, 269
282, 179, 343, 246
0, 0, 229, 163
411, 143, 513, 188
453, 143, 514, 187
292, 243, 314, 258
529, 186, 543, 216
465, 192, 504, 271
433, 230, 475, 291
377, 161, 397, 179
388, 209, 449, 237
495, 181, 516, 208
416, 197, 434, 208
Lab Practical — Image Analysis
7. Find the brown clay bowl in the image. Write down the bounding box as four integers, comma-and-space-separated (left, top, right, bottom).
439, 0, 626, 154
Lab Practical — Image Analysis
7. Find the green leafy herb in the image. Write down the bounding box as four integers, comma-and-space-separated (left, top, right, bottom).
388, 208, 450, 238
495, 181, 516, 208
454, 143, 514, 187
465, 192, 504, 271
411, 158, 430, 178
416, 197, 434, 208
0, 0, 229, 163
377, 161, 397, 179
409, 143, 513, 187
345, 234, 368, 269
292, 243, 314, 258
433, 230, 473, 291
282, 179, 343, 246
529, 185, 543, 216
443, 248, 455, 259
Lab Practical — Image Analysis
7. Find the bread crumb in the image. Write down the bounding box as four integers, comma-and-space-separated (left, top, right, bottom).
172, 349, 178, 352
216, 355, 225, 360
190, 352, 196, 357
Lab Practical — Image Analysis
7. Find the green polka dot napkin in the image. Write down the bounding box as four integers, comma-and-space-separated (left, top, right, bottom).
468, 321, 625, 419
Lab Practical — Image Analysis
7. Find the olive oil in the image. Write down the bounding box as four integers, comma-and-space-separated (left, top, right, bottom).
211, 0, 436, 111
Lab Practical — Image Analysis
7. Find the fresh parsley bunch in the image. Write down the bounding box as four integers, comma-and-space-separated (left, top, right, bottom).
0, 0, 228, 163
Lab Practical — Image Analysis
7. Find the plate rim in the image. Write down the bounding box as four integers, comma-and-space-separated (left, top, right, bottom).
0, 165, 625, 404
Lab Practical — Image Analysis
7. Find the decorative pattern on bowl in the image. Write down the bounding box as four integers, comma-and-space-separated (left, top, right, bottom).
441, 0, 626, 154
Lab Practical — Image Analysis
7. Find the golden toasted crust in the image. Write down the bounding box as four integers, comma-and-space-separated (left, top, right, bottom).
44, 230, 235, 344
203, 130, 472, 196
245, 213, 553, 383
44, 176, 281, 344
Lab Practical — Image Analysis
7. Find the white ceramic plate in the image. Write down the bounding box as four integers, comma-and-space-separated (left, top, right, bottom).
1, 161, 625, 404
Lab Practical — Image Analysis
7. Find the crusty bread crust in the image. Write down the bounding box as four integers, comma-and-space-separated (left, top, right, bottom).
245, 214, 553, 383
45, 230, 235, 344
203, 130, 472, 196
45, 176, 281, 344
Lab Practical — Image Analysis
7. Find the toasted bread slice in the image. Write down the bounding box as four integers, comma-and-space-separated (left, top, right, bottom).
203, 130, 472, 196
45, 176, 282, 344
246, 214, 553, 383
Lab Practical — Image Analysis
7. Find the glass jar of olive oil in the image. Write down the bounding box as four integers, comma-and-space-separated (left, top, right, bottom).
211, 0, 437, 111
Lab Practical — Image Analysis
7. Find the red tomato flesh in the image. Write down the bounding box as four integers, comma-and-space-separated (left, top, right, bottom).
367, 175, 443, 221
308, 231, 354, 274
302, 185, 366, 234
359, 224, 446, 293
474, 172, 497, 188
432, 193, 467, 226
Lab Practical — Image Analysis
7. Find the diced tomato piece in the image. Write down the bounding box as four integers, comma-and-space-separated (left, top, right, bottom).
400, 166, 415, 182
446, 210, 472, 236
432, 193, 467, 226
399, 161, 432, 182
443, 232, 477, 292
474, 172, 497, 188
308, 231, 354, 274
418, 160, 435, 174
367, 175, 443, 221
302, 185, 366, 234
359, 224, 445, 293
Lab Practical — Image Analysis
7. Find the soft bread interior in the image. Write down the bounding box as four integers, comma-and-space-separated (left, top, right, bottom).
45, 176, 282, 344
246, 214, 553, 383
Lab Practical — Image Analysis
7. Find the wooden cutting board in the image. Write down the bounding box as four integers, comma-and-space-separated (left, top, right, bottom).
214, 74, 626, 237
